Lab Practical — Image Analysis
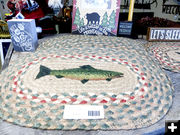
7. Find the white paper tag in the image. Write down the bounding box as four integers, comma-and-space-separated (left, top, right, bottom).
15, 12, 25, 19
63, 105, 104, 119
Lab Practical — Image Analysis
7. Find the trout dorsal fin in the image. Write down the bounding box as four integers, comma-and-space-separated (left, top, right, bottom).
80, 65, 95, 70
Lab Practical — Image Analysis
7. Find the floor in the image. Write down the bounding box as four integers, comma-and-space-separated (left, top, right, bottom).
0, 70, 179, 135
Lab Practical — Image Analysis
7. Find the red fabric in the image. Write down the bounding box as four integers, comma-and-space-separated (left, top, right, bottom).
21, 8, 45, 19
7, 1, 15, 10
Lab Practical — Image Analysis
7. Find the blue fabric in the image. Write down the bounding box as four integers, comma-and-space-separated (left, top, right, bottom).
165, 70, 180, 92
143, 127, 165, 135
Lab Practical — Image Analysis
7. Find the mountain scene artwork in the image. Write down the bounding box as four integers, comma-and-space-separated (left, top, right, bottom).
72, 0, 121, 36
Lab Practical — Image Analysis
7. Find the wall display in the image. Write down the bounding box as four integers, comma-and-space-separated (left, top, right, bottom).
72, 0, 121, 36
147, 27, 180, 41
7, 19, 38, 52
174, 0, 180, 4
121, 0, 129, 9
162, 0, 180, 16
120, 0, 180, 22
134, 0, 157, 9
121, 0, 158, 9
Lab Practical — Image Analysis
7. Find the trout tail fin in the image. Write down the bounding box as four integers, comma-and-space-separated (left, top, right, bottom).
35, 65, 51, 79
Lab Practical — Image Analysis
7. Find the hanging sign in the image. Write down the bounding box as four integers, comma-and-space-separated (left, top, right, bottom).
147, 27, 180, 41
72, 0, 121, 36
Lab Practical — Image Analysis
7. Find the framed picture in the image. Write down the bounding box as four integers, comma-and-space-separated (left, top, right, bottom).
0, 39, 11, 66
72, 0, 121, 36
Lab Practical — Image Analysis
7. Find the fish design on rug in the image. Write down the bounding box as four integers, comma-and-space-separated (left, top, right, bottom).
36, 65, 124, 84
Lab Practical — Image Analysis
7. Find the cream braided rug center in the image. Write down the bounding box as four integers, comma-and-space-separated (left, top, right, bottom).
23, 58, 137, 95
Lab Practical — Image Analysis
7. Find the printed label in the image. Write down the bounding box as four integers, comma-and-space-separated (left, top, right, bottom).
63, 105, 104, 119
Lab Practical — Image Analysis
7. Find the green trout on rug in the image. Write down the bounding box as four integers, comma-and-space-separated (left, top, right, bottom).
36, 65, 124, 84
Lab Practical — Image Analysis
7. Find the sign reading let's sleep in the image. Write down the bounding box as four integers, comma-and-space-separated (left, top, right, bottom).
147, 27, 180, 41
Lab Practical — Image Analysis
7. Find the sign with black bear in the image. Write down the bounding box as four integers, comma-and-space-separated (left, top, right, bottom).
72, 0, 121, 36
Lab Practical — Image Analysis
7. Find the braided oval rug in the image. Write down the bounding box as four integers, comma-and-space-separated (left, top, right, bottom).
0, 35, 173, 130
147, 42, 180, 73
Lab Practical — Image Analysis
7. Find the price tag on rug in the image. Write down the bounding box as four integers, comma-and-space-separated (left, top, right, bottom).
63, 105, 104, 119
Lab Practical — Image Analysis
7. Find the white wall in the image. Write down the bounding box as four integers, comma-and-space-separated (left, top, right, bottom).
120, 0, 180, 22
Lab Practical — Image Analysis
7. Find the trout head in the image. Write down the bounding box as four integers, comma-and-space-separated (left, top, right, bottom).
107, 71, 124, 79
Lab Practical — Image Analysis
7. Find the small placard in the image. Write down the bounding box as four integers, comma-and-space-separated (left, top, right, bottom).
147, 27, 180, 41
63, 105, 104, 119
118, 21, 133, 36
7, 19, 38, 52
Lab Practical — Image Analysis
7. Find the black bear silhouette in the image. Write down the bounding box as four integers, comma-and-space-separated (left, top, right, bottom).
86, 12, 100, 25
